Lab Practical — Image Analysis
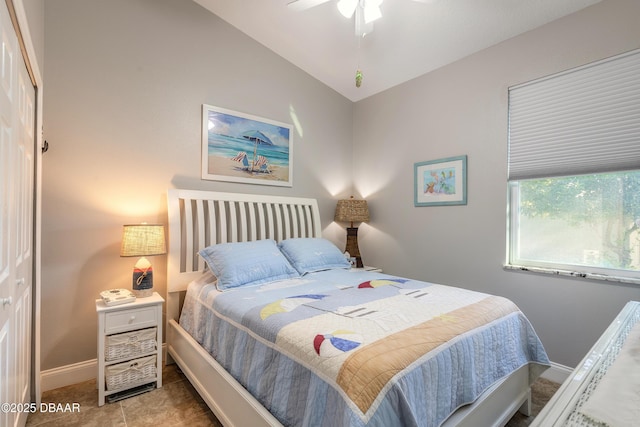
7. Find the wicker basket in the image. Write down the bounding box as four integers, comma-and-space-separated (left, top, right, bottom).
105, 327, 156, 362
106, 355, 157, 391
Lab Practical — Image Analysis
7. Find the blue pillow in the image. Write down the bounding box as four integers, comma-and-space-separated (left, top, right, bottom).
278, 238, 351, 275
199, 239, 299, 291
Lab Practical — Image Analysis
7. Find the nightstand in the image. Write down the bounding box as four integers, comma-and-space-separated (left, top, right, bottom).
96, 292, 164, 406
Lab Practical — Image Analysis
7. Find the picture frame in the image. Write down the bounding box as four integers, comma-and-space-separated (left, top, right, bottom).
414, 155, 467, 206
201, 104, 293, 187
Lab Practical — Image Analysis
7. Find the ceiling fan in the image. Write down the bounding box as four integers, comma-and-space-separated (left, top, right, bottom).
287, 0, 433, 87
288, 0, 433, 36
287, 0, 433, 12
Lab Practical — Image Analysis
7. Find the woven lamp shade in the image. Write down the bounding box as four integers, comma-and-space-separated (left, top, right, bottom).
120, 224, 166, 257
334, 199, 370, 223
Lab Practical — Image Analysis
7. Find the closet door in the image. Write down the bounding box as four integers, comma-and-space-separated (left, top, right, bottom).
0, 5, 18, 424
14, 29, 35, 424
0, 0, 35, 425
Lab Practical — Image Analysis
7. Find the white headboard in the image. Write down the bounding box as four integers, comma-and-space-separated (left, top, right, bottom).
167, 189, 322, 294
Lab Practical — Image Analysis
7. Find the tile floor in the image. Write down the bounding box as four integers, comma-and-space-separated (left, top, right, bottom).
26, 364, 221, 427
26, 364, 559, 427
505, 377, 560, 427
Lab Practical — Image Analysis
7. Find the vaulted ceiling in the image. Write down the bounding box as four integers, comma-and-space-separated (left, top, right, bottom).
194, 0, 600, 101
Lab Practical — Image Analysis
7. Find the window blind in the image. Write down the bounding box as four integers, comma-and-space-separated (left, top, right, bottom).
508, 49, 640, 181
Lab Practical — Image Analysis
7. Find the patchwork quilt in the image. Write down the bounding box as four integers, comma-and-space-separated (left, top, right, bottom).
180, 269, 549, 427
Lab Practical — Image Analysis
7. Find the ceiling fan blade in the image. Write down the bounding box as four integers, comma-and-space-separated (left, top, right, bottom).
287, 0, 332, 11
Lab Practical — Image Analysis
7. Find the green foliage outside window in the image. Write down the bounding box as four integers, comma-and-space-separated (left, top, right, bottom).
516, 171, 640, 271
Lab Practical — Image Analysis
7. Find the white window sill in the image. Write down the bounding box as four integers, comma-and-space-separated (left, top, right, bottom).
504, 264, 640, 286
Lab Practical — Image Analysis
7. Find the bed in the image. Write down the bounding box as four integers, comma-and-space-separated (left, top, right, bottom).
165, 189, 550, 427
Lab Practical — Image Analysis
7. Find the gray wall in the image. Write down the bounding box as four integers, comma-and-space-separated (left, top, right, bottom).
41, 0, 640, 372
353, 0, 640, 368
22, 0, 44, 73
41, 0, 353, 370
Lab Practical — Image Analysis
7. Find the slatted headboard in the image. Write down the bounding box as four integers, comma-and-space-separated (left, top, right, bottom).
166, 189, 322, 294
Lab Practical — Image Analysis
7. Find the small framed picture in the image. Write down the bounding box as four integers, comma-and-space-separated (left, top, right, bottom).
414, 155, 467, 206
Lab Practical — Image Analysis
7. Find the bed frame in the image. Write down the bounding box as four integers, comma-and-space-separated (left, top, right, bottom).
166, 189, 534, 427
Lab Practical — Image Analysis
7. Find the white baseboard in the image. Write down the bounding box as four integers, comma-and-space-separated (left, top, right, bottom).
540, 361, 573, 384
41, 358, 97, 392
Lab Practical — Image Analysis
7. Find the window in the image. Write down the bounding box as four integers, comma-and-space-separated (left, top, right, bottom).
509, 172, 640, 277
507, 49, 640, 283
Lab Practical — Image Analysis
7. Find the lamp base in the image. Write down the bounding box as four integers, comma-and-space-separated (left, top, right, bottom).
132, 257, 154, 298
132, 270, 153, 297
132, 288, 153, 298
344, 227, 364, 268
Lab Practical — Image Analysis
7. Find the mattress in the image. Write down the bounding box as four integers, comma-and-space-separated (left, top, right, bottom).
180, 269, 549, 427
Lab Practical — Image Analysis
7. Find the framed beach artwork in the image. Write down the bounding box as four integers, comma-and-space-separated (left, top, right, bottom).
414, 155, 467, 206
201, 104, 293, 187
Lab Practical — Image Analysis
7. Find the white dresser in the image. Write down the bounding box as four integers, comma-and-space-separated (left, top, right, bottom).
532, 301, 640, 426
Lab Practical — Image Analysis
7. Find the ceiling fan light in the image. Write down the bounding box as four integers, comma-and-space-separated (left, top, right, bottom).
337, 0, 357, 18
363, 4, 382, 23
